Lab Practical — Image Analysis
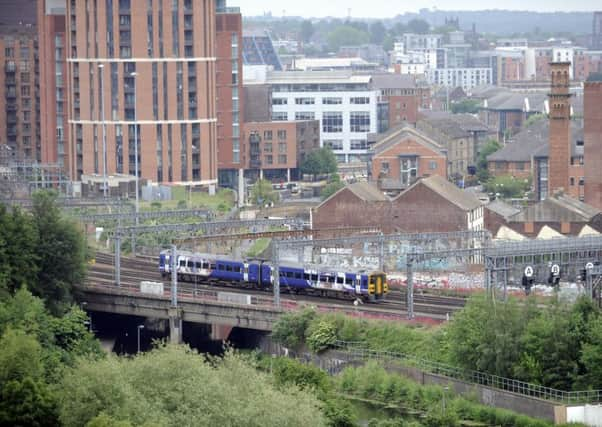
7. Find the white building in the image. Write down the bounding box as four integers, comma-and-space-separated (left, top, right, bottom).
552, 47, 575, 78
263, 71, 380, 163
426, 68, 492, 90
402, 33, 443, 50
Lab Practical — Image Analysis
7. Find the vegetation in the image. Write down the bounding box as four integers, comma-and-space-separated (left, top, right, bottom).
301, 147, 338, 177
485, 174, 531, 199
450, 99, 481, 114
250, 178, 279, 206
476, 139, 501, 182
58, 346, 326, 427
246, 238, 271, 258
525, 113, 545, 127
321, 174, 345, 200
139, 186, 235, 212
327, 25, 370, 52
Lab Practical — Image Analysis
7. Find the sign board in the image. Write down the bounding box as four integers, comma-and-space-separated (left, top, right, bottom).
551, 264, 560, 276
140, 281, 164, 296
524, 266, 534, 278
586, 262, 594, 270
217, 292, 251, 305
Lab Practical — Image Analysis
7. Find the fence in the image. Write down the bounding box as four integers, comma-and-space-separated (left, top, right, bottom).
332, 340, 602, 405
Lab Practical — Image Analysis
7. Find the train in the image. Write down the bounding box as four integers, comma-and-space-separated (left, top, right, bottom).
159, 249, 387, 302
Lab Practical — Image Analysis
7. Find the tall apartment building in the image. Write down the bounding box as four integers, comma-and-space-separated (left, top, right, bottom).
38, 0, 68, 167
426, 67, 492, 90
592, 12, 602, 50
215, 8, 243, 188
65, 0, 218, 187
547, 62, 572, 195
584, 74, 602, 210
0, 26, 39, 162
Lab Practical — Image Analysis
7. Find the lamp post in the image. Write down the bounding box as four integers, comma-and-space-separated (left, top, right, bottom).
99, 63, 108, 199
137, 324, 144, 354
80, 302, 92, 332
130, 71, 139, 226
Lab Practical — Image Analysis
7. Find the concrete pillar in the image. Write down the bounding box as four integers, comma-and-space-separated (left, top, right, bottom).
259, 169, 264, 180
208, 184, 216, 196
287, 168, 291, 182
168, 307, 183, 344
238, 168, 245, 208
210, 324, 233, 341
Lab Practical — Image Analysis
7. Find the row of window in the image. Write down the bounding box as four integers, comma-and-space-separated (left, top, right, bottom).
272, 96, 372, 105
261, 130, 287, 141
323, 139, 370, 151
271, 112, 371, 133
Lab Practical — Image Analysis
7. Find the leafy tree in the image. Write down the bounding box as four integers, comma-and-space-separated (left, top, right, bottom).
321, 175, 345, 200
450, 99, 480, 114
524, 113, 545, 127
580, 317, 602, 389
369, 21, 387, 45
306, 320, 338, 353
485, 175, 531, 199
250, 179, 278, 206
300, 20, 315, 43
0, 377, 59, 427
58, 346, 326, 427
0, 328, 44, 384
476, 139, 501, 182
327, 26, 370, 52
301, 147, 338, 177
407, 18, 430, 34
272, 309, 317, 349
30, 191, 88, 314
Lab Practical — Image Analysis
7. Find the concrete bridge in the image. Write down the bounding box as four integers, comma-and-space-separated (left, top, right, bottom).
77, 283, 285, 343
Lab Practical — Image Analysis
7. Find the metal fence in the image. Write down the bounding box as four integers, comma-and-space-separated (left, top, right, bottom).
333, 340, 602, 405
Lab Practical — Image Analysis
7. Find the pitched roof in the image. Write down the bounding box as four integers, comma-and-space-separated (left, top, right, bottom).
487, 119, 584, 162
369, 126, 446, 157
483, 92, 547, 112
486, 199, 521, 219
495, 225, 527, 241
347, 181, 389, 202
418, 112, 491, 140
510, 194, 601, 223
396, 175, 482, 211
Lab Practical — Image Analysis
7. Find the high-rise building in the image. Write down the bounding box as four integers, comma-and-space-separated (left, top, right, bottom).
65, 0, 218, 187
0, 0, 39, 162
584, 74, 602, 210
592, 12, 602, 50
215, 7, 244, 188
38, 0, 68, 168
547, 62, 572, 195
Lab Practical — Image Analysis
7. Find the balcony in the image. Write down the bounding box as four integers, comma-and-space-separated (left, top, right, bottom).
5, 62, 16, 73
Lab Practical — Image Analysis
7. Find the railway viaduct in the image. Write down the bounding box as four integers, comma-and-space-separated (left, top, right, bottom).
77, 284, 284, 343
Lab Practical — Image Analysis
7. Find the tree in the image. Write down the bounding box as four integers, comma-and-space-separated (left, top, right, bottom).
327, 26, 370, 52
0, 377, 59, 427
300, 20, 315, 43
476, 139, 501, 182
250, 179, 278, 206
450, 99, 480, 114
0, 328, 44, 384
369, 21, 387, 45
300, 147, 338, 177
30, 191, 88, 314
58, 346, 326, 427
407, 18, 430, 34
321, 174, 345, 200
485, 175, 531, 199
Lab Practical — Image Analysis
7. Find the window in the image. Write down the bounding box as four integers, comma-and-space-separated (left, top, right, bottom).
277, 130, 287, 140
278, 154, 287, 164
400, 156, 418, 186
322, 97, 342, 105
350, 112, 370, 132
570, 177, 575, 186
429, 161, 437, 170
350, 139, 367, 150
272, 98, 287, 105
119, 14, 131, 25
265, 154, 273, 165
272, 112, 287, 121
295, 112, 315, 120
295, 97, 315, 105
324, 139, 343, 150
264, 130, 272, 140
264, 143, 272, 153
322, 112, 342, 133
381, 162, 390, 174
278, 142, 287, 154
350, 96, 370, 104
579, 177, 585, 186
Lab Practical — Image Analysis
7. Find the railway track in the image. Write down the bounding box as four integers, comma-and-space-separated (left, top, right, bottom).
87, 252, 466, 320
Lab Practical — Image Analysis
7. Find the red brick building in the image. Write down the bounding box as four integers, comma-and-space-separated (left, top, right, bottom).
313, 175, 483, 234
548, 62, 572, 195
370, 74, 421, 127
584, 75, 602, 210
243, 120, 320, 182
368, 127, 447, 194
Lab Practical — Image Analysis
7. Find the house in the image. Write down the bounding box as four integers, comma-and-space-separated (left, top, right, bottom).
367, 127, 447, 195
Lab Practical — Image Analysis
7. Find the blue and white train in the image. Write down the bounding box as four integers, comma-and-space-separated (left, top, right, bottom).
159, 249, 387, 302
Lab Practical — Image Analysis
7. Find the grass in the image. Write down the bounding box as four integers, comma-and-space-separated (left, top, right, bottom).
246, 238, 271, 258
139, 186, 235, 213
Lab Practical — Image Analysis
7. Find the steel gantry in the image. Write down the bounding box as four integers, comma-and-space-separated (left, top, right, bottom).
271, 230, 492, 311
77, 208, 212, 223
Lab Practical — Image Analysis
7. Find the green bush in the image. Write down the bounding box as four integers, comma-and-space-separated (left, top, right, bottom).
307, 320, 338, 353
272, 309, 317, 349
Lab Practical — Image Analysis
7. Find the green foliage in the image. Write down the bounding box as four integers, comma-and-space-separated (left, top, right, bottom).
85, 413, 135, 427
321, 175, 345, 200
301, 147, 338, 176
369, 21, 387, 44
0, 377, 60, 427
327, 26, 370, 52
485, 174, 531, 199
476, 139, 501, 182
407, 19, 430, 34
300, 20, 315, 43
525, 113, 545, 127
0, 328, 44, 384
450, 99, 480, 114
250, 179, 279, 206
307, 320, 338, 353
58, 345, 327, 427
272, 309, 317, 349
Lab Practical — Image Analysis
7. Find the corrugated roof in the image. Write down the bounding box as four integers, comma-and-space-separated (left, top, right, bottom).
396, 175, 482, 211
486, 199, 521, 219
510, 195, 601, 223
487, 120, 584, 162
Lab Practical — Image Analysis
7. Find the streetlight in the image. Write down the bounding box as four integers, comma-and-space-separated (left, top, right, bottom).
99, 63, 108, 199
130, 71, 139, 226
137, 324, 144, 353
80, 302, 92, 332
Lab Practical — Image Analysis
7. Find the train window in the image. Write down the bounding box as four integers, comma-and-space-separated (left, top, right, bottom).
195, 262, 202, 269
202, 262, 209, 269
345, 278, 353, 285
303, 273, 310, 280
336, 276, 344, 284
287, 271, 294, 278
311, 274, 318, 281
179, 260, 186, 267
187, 261, 194, 268
234, 266, 242, 273
210, 263, 216, 269
226, 265, 232, 272
294, 272, 302, 279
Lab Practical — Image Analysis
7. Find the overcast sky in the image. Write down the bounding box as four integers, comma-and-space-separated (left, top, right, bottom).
227, 1, 600, 18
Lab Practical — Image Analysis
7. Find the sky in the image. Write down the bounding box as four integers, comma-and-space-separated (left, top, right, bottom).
227, 1, 600, 18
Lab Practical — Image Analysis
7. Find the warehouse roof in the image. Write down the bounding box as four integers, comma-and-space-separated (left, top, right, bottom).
396, 175, 482, 211
510, 194, 601, 223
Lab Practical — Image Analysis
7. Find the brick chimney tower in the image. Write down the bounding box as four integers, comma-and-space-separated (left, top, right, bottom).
584, 74, 602, 210
547, 62, 572, 195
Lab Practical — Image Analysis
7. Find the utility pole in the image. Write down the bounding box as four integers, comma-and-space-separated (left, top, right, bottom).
99, 63, 108, 200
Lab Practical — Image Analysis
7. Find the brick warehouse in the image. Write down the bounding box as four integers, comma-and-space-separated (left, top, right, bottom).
312, 175, 483, 234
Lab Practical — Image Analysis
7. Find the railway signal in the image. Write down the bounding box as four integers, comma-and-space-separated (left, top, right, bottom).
523, 266, 534, 295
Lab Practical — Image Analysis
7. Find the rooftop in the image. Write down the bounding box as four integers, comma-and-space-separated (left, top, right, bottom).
486, 199, 521, 219
266, 71, 372, 85
396, 175, 482, 211
369, 126, 446, 157
510, 194, 601, 223
418, 112, 491, 139
370, 73, 416, 90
